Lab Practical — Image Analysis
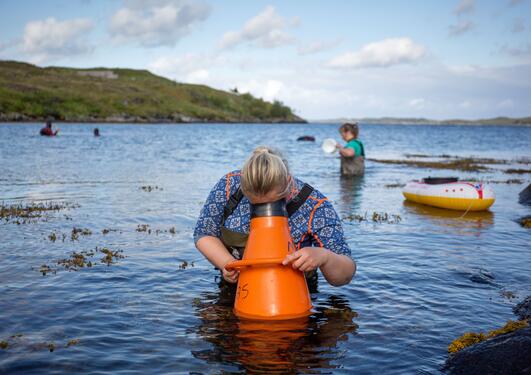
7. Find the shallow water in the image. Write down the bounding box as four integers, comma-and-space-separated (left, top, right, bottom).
0, 123, 530, 374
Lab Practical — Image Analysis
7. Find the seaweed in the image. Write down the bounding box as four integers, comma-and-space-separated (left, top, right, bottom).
65, 339, 79, 347
518, 216, 531, 228
448, 320, 529, 353
71, 227, 92, 241
140, 185, 163, 192
368, 158, 491, 172
0, 201, 78, 224
99, 247, 124, 265
504, 168, 531, 174
343, 211, 402, 224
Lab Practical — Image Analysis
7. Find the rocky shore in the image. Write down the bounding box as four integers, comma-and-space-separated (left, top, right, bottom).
444, 296, 531, 374
0, 112, 307, 124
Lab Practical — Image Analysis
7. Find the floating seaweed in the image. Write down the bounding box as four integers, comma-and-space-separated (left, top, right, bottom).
384, 182, 405, 188
518, 216, 531, 228
343, 211, 402, 224
57, 251, 94, 271
368, 158, 492, 172
448, 320, 529, 353
35, 264, 56, 276
0, 201, 78, 224
0, 341, 8, 350
136, 224, 151, 233
505, 168, 531, 174
71, 227, 92, 241
136, 224, 177, 235
47, 342, 55, 352
99, 247, 124, 265
140, 185, 163, 192
500, 290, 518, 300
48, 232, 58, 242
65, 339, 80, 348
54, 246, 124, 271
179, 260, 195, 269
102, 228, 118, 235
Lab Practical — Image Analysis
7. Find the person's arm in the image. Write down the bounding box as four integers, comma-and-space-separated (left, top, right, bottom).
282, 247, 355, 286
283, 199, 356, 286
193, 173, 240, 283
196, 235, 239, 283
336, 143, 355, 157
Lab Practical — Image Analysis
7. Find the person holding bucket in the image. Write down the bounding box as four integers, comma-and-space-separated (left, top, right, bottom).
194, 146, 356, 291
336, 122, 365, 176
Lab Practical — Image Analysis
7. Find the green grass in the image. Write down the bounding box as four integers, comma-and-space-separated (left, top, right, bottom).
0, 60, 305, 123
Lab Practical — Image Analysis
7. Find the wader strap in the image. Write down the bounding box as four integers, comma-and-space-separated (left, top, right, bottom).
223, 183, 314, 221
286, 183, 314, 216
223, 187, 243, 223
353, 140, 365, 157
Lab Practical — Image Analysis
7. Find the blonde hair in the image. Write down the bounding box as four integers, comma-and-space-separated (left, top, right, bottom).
241, 146, 290, 198
339, 122, 359, 138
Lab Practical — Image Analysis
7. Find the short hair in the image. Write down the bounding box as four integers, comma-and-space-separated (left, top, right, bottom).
241, 146, 290, 198
339, 122, 359, 138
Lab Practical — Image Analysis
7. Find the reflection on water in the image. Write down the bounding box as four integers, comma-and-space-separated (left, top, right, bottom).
338, 175, 365, 211
403, 200, 494, 232
192, 286, 358, 373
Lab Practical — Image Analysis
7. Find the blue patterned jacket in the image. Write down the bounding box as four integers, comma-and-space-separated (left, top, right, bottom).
194, 171, 351, 257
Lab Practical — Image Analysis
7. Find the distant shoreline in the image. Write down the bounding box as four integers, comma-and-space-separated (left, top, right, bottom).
311, 117, 531, 126
1, 120, 529, 127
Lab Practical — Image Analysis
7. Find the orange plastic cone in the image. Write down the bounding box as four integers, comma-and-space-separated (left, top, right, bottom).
225, 200, 312, 320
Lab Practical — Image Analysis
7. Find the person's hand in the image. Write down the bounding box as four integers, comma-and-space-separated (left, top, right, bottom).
222, 261, 240, 283
335, 142, 342, 149
282, 247, 330, 272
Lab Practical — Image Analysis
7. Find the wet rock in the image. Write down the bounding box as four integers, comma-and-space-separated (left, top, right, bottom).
444, 326, 531, 374
519, 184, 531, 206
514, 296, 531, 321
296, 135, 315, 142
518, 216, 531, 228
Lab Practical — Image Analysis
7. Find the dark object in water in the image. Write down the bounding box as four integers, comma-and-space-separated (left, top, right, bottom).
94, 128, 100, 137
421, 177, 459, 185
297, 135, 315, 142
514, 296, 531, 320
518, 183, 531, 206
444, 326, 531, 375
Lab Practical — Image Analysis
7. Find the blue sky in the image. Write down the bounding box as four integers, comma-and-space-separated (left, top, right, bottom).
1, 0, 530, 119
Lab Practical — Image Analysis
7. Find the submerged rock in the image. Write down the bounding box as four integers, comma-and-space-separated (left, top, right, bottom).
519, 183, 531, 206
297, 135, 315, 142
514, 296, 531, 321
444, 326, 531, 374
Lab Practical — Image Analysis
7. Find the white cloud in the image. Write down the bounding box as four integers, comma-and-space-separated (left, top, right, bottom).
22, 17, 93, 63
327, 37, 426, 69
297, 38, 341, 56
453, 0, 475, 15
219, 6, 295, 49
236, 79, 285, 102
448, 20, 475, 36
148, 53, 221, 84
110, 0, 210, 47
408, 98, 426, 109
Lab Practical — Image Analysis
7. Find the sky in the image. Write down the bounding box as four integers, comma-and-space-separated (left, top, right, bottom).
1, 0, 530, 120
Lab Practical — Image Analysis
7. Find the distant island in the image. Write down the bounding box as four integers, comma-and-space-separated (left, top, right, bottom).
312, 116, 531, 126
0, 60, 305, 123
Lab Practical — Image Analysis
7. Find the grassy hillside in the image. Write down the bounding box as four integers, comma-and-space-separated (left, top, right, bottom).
0, 60, 305, 123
